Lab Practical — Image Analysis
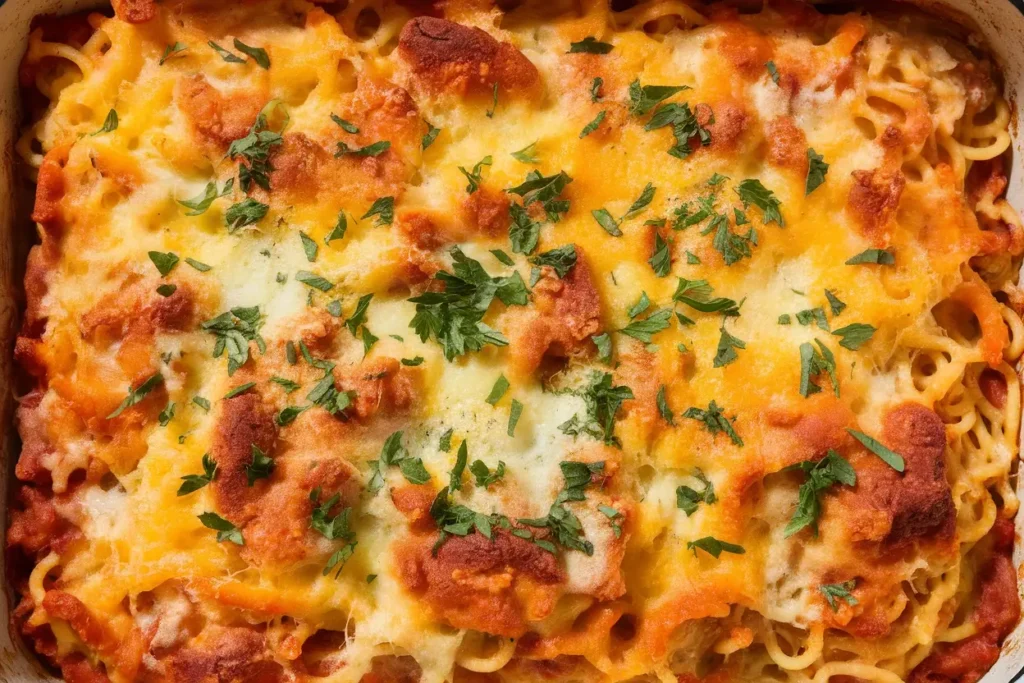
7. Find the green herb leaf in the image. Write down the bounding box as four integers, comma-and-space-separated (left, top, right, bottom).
593, 332, 612, 364
799, 340, 839, 398
91, 109, 118, 135
778, 313, 792, 325
592, 208, 621, 236
683, 400, 742, 446
620, 309, 671, 343
783, 449, 856, 537
108, 373, 163, 419
178, 181, 224, 215
687, 536, 744, 558
672, 278, 740, 315
486, 374, 510, 405
590, 77, 603, 103
276, 405, 308, 426
160, 41, 188, 65
766, 60, 780, 84
362, 196, 394, 226
458, 155, 493, 194
511, 141, 539, 164
820, 579, 858, 612
158, 402, 176, 426
676, 469, 716, 516
178, 453, 217, 495
201, 306, 265, 375
628, 80, 689, 117
335, 140, 390, 158
486, 82, 499, 118
736, 179, 784, 226
568, 36, 613, 54
296, 270, 334, 292
148, 251, 179, 277
846, 248, 895, 265
713, 326, 746, 367
470, 460, 506, 487
439, 428, 454, 452
300, 231, 318, 262
656, 385, 674, 425
192, 396, 211, 412
422, 122, 441, 149
331, 114, 359, 133
579, 110, 606, 139
450, 440, 468, 492
649, 232, 672, 277
628, 292, 651, 318
156, 284, 177, 297
199, 512, 244, 545
326, 212, 347, 244
270, 376, 300, 393
796, 307, 830, 331
825, 289, 846, 316
530, 244, 577, 279
233, 38, 269, 68
245, 444, 274, 486
832, 323, 876, 350
806, 148, 829, 195
345, 293, 373, 337
185, 257, 212, 272
508, 399, 524, 436
400, 458, 431, 485
559, 372, 633, 447
224, 382, 255, 399
847, 428, 905, 472
508, 203, 541, 255
208, 40, 245, 63
507, 170, 573, 223
225, 198, 269, 232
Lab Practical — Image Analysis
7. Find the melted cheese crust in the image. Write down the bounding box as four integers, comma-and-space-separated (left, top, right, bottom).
8, 1, 1024, 682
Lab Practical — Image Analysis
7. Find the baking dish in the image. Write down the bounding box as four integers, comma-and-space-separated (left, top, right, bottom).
2, 0, 1024, 681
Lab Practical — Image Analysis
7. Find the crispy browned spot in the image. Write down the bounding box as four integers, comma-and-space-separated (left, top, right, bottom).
111, 0, 157, 23
847, 168, 905, 242
33, 145, 70, 235
396, 530, 564, 637
177, 75, 264, 153
167, 626, 283, 683
60, 654, 110, 683
211, 393, 279, 520
397, 17, 541, 101
507, 246, 602, 378
764, 116, 809, 174
43, 591, 116, 652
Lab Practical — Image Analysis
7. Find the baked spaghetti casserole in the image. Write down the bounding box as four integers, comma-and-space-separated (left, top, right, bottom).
7, 0, 1023, 682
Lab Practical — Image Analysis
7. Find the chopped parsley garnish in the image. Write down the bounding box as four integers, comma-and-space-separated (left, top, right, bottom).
799, 340, 838, 397
676, 469, 717, 516
178, 453, 217, 495
620, 308, 671, 343
490, 249, 515, 266
158, 402, 176, 426
832, 323, 876, 350
593, 332, 612, 364
683, 401, 742, 446
592, 209, 622, 237
361, 196, 394, 226
796, 307, 829, 331
300, 231, 318, 262
439, 428, 454, 452
201, 306, 265, 375
458, 155, 493, 194
178, 180, 232, 215
276, 405, 308, 426
108, 373, 163, 419
507, 170, 573, 223
846, 429, 906, 472
309, 488, 358, 578
778, 314, 792, 325
185, 257, 212, 272
244, 444, 275, 486
713, 326, 746, 367
593, 183, 656, 235
422, 121, 441, 149
736, 179, 784, 226
326, 212, 347, 244
672, 278, 740, 316
509, 204, 540, 255
345, 293, 373, 337
160, 41, 187, 65
428, 488, 510, 554
766, 60, 780, 84
367, 431, 428, 493
568, 36, 613, 54
628, 80, 689, 117
331, 114, 359, 133
511, 141, 539, 164
558, 372, 634, 447
486, 82, 499, 118
530, 244, 577, 279
296, 271, 334, 292
335, 140, 390, 158
192, 396, 211, 412
709, 213, 756, 266
579, 111, 606, 139
224, 382, 255, 399
233, 39, 270, 68
590, 77, 603, 103
270, 376, 300, 393
644, 101, 711, 158
687, 536, 744, 558
91, 109, 118, 135
628, 292, 651, 318
846, 248, 894, 265
225, 198, 269, 232
199, 512, 244, 545
518, 461, 605, 555
450, 441, 468, 492
486, 374, 510, 405
208, 40, 245, 63
820, 580, 858, 611
306, 373, 354, 416
471, 460, 506, 487
825, 289, 846, 316
656, 385, 674, 424
401, 356, 424, 367
784, 450, 856, 537
226, 101, 285, 192
409, 248, 526, 360
806, 148, 829, 195
508, 399, 524, 436
148, 251, 179, 277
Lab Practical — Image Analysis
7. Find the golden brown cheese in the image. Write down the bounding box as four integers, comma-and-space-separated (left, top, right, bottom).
7, 1, 1024, 682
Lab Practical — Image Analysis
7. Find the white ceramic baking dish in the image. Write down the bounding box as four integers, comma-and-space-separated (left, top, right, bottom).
1, 0, 1024, 681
